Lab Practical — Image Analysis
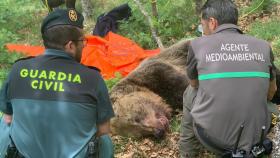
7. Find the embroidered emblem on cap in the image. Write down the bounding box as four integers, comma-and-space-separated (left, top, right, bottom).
69, 9, 78, 21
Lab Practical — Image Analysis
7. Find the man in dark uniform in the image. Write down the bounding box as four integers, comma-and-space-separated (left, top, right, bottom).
179, 0, 277, 157
0, 8, 114, 157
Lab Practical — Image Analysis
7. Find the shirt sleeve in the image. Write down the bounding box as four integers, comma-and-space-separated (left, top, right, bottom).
0, 76, 12, 115
269, 48, 276, 81
186, 44, 198, 80
96, 76, 115, 124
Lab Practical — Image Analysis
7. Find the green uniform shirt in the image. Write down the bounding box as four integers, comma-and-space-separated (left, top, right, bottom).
0, 49, 114, 158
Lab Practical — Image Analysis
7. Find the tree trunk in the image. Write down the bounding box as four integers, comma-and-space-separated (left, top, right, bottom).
151, 0, 158, 19
133, 0, 164, 49
195, 0, 203, 15
81, 0, 94, 23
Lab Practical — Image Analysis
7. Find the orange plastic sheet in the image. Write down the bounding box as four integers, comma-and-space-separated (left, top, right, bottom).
5, 32, 160, 79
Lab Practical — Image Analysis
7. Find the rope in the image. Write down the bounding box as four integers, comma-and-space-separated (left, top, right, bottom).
240, 0, 265, 19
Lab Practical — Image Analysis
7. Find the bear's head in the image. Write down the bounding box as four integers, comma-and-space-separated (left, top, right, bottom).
111, 91, 172, 138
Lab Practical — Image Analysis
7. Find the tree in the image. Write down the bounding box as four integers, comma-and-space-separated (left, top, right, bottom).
133, 0, 164, 49
151, 0, 158, 19
81, 0, 94, 23
195, 0, 203, 14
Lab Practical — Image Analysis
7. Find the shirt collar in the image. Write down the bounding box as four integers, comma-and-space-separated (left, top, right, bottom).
214, 24, 243, 34
44, 49, 74, 60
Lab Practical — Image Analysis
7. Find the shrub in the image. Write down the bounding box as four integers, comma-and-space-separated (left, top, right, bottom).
117, 0, 198, 49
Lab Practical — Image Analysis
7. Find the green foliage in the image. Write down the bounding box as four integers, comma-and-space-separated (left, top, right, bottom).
0, 0, 44, 84
117, 0, 198, 49
170, 114, 181, 133
105, 73, 122, 90
0, 52, 23, 66
248, 18, 280, 41
248, 18, 280, 67
272, 38, 280, 67
240, 0, 275, 16
273, 38, 280, 52
0, 29, 20, 47
0, 0, 44, 45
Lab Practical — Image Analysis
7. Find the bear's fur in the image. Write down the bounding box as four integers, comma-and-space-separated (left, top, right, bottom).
110, 40, 190, 138
271, 69, 280, 104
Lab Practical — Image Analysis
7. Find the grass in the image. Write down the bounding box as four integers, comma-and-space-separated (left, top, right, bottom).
248, 17, 280, 67
105, 73, 122, 91
248, 18, 280, 41
239, 0, 271, 17
0, 0, 43, 86
170, 114, 182, 133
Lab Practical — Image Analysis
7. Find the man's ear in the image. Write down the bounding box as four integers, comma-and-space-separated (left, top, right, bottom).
63, 41, 76, 57
208, 17, 218, 31
64, 40, 74, 50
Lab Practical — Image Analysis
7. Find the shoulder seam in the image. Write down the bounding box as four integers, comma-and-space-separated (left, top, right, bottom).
14, 56, 35, 63
86, 66, 101, 72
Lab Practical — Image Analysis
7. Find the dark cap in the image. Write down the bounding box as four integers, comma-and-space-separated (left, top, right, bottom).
41, 8, 84, 34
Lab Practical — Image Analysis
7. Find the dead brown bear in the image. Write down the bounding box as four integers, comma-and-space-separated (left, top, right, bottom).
110, 40, 190, 138
271, 68, 280, 104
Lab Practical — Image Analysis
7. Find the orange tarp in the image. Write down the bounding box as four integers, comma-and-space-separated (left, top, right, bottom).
5, 32, 160, 79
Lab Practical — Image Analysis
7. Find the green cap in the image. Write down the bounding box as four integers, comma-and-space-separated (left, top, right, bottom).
41, 8, 84, 34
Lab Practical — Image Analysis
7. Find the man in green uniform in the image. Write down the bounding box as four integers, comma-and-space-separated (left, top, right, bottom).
0, 9, 114, 158
179, 0, 277, 157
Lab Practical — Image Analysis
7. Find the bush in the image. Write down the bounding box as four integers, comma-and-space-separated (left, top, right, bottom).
0, 0, 44, 84
239, 0, 277, 16
248, 17, 280, 67
272, 38, 280, 67
117, 0, 198, 49
248, 18, 280, 41
0, 0, 44, 43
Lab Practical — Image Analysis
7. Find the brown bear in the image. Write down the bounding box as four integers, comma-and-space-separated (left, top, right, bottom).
110, 40, 191, 138
271, 68, 280, 104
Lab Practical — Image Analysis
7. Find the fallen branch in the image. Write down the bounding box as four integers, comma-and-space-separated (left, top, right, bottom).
132, 0, 164, 49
